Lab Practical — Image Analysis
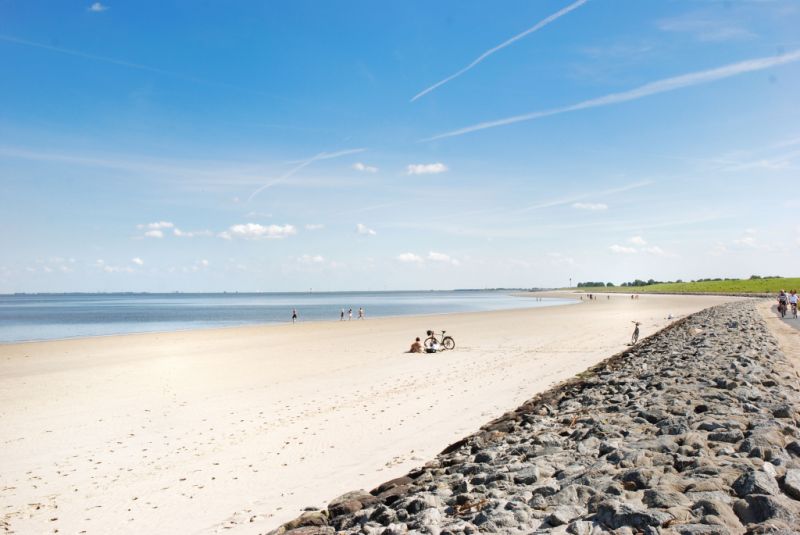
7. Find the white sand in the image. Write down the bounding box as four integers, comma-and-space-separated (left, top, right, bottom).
0, 293, 741, 534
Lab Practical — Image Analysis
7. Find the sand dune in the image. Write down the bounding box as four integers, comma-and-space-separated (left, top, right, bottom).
0, 293, 741, 534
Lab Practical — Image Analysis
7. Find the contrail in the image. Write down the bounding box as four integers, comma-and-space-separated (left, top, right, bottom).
423, 48, 800, 141
0, 34, 284, 99
410, 0, 588, 102
247, 148, 365, 202
514, 180, 653, 213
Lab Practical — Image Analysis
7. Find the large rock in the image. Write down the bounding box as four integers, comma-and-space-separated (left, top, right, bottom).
594, 500, 673, 529
782, 469, 800, 501
733, 494, 800, 525
328, 490, 378, 518
731, 470, 780, 497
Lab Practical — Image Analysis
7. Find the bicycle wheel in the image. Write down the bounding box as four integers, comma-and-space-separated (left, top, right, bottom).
424, 336, 437, 349
442, 336, 455, 350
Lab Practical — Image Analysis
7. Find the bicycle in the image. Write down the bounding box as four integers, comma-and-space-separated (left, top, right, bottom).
778, 301, 787, 318
424, 330, 455, 351
792, 302, 798, 319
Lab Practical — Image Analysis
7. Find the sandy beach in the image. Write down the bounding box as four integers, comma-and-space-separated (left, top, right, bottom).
0, 293, 741, 534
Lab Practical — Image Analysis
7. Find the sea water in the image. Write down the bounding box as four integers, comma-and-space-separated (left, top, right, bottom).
0, 291, 574, 343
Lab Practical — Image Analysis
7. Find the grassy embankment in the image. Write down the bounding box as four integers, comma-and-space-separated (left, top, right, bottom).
574, 277, 800, 295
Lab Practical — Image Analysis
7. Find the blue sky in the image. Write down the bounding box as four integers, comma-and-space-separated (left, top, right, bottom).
1, 0, 799, 292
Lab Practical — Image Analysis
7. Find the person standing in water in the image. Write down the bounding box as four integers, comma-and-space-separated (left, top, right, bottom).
358, 307, 364, 319
292, 309, 298, 324
340, 308, 345, 321
348, 308, 353, 320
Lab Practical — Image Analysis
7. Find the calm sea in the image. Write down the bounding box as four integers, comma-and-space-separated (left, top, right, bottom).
0, 291, 573, 343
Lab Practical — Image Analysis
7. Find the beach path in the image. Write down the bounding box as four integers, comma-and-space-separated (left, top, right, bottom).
0, 293, 739, 534
757, 299, 800, 373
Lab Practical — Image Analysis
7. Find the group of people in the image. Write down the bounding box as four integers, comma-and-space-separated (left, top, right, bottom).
777, 290, 798, 317
290, 307, 366, 324
339, 307, 365, 320
408, 336, 438, 353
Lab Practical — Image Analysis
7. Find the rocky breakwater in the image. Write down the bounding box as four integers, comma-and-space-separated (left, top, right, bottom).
270, 302, 800, 535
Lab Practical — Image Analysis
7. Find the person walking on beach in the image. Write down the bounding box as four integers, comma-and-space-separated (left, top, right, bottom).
292, 308, 298, 324
631, 321, 641, 345
348, 308, 353, 320
340, 308, 345, 321
358, 307, 364, 319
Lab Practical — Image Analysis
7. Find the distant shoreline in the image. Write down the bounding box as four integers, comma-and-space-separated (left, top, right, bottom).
0, 292, 574, 345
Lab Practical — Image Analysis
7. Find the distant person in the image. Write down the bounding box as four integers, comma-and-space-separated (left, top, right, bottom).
408, 337, 423, 353
631, 321, 641, 344
790, 290, 798, 318
292, 308, 298, 324
348, 308, 353, 320
358, 307, 364, 319
340, 308, 345, 321
778, 290, 789, 317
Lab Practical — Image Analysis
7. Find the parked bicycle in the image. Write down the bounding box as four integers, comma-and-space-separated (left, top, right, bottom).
424, 330, 455, 351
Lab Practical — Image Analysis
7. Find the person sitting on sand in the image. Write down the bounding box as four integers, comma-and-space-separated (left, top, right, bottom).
408, 337, 423, 353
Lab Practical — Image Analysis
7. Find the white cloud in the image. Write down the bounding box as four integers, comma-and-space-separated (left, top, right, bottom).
222, 223, 297, 240
144, 229, 164, 239
397, 253, 424, 264
131, 257, 144, 266
356, 223, 377, 236
200, 259, 209, 267
138, 221, 174, 230
95, 259, 133, 273
305, 224, 325, 231
709, 242, 728, 256
406, 163, 448, 175
353, 162, 378, 173
298, 254, 326, 265
428, 251, 460, 266
425, 49, 800, 141
629, 236, 647, 246
734, 229, 758, 248
610, 244, 637, 254
572, 202, 608, 211
88, 2, 109, 12
173, 228, 212, 238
